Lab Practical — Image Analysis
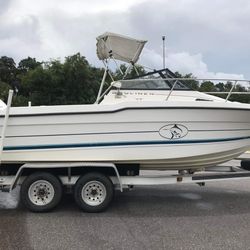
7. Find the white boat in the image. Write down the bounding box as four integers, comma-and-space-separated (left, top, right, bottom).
0, 32, 250, 171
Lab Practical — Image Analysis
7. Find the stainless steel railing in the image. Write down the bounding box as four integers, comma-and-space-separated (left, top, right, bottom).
115, 78, 250, 102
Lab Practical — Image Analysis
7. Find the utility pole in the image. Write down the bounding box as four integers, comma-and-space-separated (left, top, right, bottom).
162, 36, 166, 69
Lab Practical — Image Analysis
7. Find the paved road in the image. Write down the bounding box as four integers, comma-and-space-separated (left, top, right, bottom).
1, 178, 250, 250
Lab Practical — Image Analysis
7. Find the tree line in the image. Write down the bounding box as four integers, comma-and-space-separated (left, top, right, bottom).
0, 53, 105, 106
0, 53, 249, 106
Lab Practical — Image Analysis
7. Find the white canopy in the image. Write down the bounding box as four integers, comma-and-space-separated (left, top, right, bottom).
96, 32, 147, 64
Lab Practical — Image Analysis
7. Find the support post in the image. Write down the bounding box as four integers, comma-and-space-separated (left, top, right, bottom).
226, 80, 237, 102
95, 64, 108, 104
123, 64, 132, 79
162, 36, 166, 69
166, 80, 178, 101
0, 90, 14, 164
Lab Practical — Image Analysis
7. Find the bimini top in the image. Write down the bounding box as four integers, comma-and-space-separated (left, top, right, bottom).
96, 32, 147, 63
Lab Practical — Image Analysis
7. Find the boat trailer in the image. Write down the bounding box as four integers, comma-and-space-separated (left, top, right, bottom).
1, 161, 250, 212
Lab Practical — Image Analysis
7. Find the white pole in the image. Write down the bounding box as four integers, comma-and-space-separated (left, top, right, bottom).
226, 80, 238, 102
0, 90, 13, 164
95, 64, 108, 104
162, 36, 166, 69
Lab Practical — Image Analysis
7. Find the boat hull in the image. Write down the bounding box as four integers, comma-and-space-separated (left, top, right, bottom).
1, 102, 250, 170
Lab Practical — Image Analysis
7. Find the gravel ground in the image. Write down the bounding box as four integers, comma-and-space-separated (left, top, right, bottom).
1, 158, 250, 250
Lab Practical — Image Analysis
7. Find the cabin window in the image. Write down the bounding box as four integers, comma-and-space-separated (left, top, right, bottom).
117, 79, 191, 90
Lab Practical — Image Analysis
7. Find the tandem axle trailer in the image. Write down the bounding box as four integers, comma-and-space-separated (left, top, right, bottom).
1, 162, 250, 212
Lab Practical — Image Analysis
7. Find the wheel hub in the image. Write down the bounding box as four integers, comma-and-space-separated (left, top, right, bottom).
81, 181, 107, 206
90, 189, 97, 196
28, 180, 55, 206
37, 188, 46, 197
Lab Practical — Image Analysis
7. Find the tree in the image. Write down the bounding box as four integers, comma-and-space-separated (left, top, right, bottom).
215, 82, 225, 92
224, 81, 233, 91
174, 72, 199, 90
16, 53, 103, 106
62, 53, 101, 104
0, 56, 17, 86
200, 81, 217, 92
113, 64, 146, 80
0, 81, 11, 103
18, 57, 41, 73
19, 65, 52, 105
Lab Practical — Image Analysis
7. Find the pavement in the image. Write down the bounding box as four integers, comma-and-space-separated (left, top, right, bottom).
1, 180, 250, 249
1, 162, 250, 249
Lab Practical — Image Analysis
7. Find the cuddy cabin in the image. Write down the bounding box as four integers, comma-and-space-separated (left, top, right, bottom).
101, 78, 227, 104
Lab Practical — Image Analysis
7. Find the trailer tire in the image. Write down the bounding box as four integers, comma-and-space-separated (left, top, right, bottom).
20, 172, 62, 212
241, 160, 250, 171
74, 172, 114, 213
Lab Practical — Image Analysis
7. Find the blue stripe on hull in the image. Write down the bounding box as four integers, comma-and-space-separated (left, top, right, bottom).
5, 128, 250, 139
3, 136, 250, 151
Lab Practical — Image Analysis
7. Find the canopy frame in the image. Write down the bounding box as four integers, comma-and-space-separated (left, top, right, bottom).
95, 32, 147, 103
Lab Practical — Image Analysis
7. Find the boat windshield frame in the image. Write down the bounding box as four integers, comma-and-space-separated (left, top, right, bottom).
113, 78, 192, 91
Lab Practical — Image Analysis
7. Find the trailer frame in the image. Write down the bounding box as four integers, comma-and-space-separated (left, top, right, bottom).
1, 162, 250, 191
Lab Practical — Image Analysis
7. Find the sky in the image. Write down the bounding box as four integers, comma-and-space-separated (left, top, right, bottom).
0, 0, 250, 79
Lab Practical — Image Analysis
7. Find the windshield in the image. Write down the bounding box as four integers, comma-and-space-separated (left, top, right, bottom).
118, 79, 191, 90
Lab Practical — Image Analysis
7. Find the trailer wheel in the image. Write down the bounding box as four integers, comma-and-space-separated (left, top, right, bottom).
74, 172, 114, 213
20, 172, 62, 212
241, 160, 250, 171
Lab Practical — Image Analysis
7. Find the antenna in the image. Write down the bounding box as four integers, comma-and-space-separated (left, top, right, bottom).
162, 36, 166, 69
